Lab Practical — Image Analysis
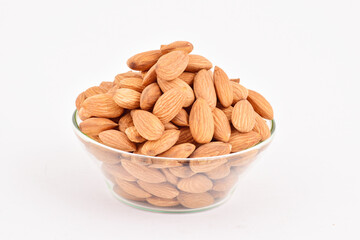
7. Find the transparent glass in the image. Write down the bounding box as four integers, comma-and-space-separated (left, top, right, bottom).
72, 110, 276, 213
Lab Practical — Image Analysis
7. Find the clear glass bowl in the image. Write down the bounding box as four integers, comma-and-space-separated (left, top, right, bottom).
72, 110, 276, 213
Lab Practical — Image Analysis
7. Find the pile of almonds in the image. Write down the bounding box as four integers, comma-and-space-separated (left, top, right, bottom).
76, 41, 274, 158
75, 41, 274, 209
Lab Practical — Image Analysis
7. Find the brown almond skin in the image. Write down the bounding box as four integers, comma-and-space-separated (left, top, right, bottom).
140, 83, 162, 111
113, 184, 146, 202
142, 63, 157, 86
189, 98, 214, 144
121, 159, 166, 183
153, 89, 186, 124
230, 78, 240, 83
212, 170, 238, 192
157, 143, 196, 158
169, 166, 195, 178
80, 118, 118, 136
228, 130, 261, 152
171, 108, 189, 127
137, 180, 179, 199
214, 66, 233, 108
125, 126, 146, 143
114, 71, 142, 85
141, 130, 180, 156
161, 168, 179, 185
220, 106, 233, 121
185, 55, 213, 72
146, 197, 179, 207
78, 107, 91, 121
212, 108, 231, 142
102, 163, 137, 182
118, 78, 146, 92
232, 100, 256, 133
99, 130, 136, 152
127, 50, 162, 71
177, 174, 213, 193
253, 113, 271, 141
118, 113, 134, 132
82, 94, 124, 118
132, 110, 164, 140
75, 92, 86, 110
160, 41, 194, 54
164, 122, 179, 130
178, 72, 195, 85
84, 86, 106, 98
190, 142, 232, 158
247, 89, 274, 120
176, 127, 196, 144
193, 69, 217, 110
156, 51, 189, 81
113, 88, 141, 109
157, 78, 195, 107
232, 82, 248, 104
115, 178, 151, 198
177, 192, 214, 209
99, 81, 114, 91
206, 164, 231, 180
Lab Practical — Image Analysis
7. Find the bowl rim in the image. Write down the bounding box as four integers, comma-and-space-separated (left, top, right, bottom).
72, 110, 276, 161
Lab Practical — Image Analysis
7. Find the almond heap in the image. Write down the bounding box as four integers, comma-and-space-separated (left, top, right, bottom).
75, 41, 274, 210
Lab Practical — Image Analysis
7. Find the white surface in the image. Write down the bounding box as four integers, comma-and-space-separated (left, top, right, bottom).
1, 0, 359, 239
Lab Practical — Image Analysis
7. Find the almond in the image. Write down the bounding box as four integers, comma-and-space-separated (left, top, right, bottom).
214, 66, 233, 107
142, 63, 157, 86
75, 92, 86, 110
121, 159, 166, 183
253, 113, 271, 141
127, 50, 162, 71
113, 88, 141, 109
79, 118, 118, 136
118, 78, 146, 92
157, 143, 196, 158
205, 164, 231, 180
99, 81, 114, 91
84, 86, 106, 98
193, 69, 217, 109
157, 78, 194, 107
220, 106, 233, 121
171, 108, 189, 127
82, 94, 123, 118
148, 158, 182, 169
209, 190, 228, 199
118, 113, 134, 132
78, 107, 91, 121
138, 180, 179, 199
160, 41, 194, 54
140, 83, 162, 111
228, 130, 261, 152
176, 127, 196, 144
212, 170, 238, 192
232, 100, 256, 132
247, 89, 274, 120
99, 130, 136, 151
189, 98, 214, 144
190, 142, 232, 159
212, 108, 231, 142
177, 192, 214, 209
106, 85, 120, 96
230, 78, 240, 83
141, 129, 180, 156
115, 178, 151, 198
114, 71, 142, 86
132, 110, 164, 140
164, 122, 179, 130
146, 197, 179, 207
227, 149, 258, 167
153, 88, 186, 123
161, 168, 179, 185
113, 184, 146, 202
185, 55, 213, 72
178, 72, 195, 85
125, 126, 146, 143
169, 166, 195, 178
102, 163, 137, 182
177, 174, 213, 193
156, 51, 189, 81
232, 82, 248, 103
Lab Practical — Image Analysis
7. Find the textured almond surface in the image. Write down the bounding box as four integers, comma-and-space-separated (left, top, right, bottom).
193, 69, 217, 110
127, 50, 162, 71
190, 157, 228, 173
212, 108, 231, 142
113, 88, 141, 109
118, 113, 134, 132
190, 142, 232, 158
169, 166, 195, 178
141, 129, 180, 156
142, 63, 157, 86
205, 164, 231, 180
98, 130, 136, 151
157, 143, 196, 158
160, 41, 193, 54
84, 86, 106, 98
113, 185, 146, 202
80, 118, 118, 136
146, 197, 179, 207
253, 113, 271, 141
212, 171, 238, 192
153, 89, 186, 123
157, 78, 194, 107
156, 51, 189, 81
140, 82, 162, 110
177, 192, 214, 209
178, 72, 195, 85
214, 66, 233, 108
164, 122, 179, 130
189, 98, 214, 144
118, 77, 145, 92
125, 126, 146, 143
82, 94, 123, 118
161, 168, 179, 185
99, 81, 114, 92
220, 106, 233, 121
232, 82, 248, 103
228, 130, 261, 152
185, 55, 213, 72
232, 100, 256, 133
247, 89, 274, 120
171, 108, 189, 127
176, 127, 195, 144
121, 159, 166, 183
75, 92, 86, 110
115, 178, 151, 198
177, 174, 213, 193
102, 163, 137, 182
138, 180, 179, 199
132, 110, 164, 140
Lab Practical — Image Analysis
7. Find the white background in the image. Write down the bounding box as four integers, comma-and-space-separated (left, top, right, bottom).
1, 0, 359, 239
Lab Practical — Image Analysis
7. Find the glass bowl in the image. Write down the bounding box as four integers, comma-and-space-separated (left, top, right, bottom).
72, 110, 276, 213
